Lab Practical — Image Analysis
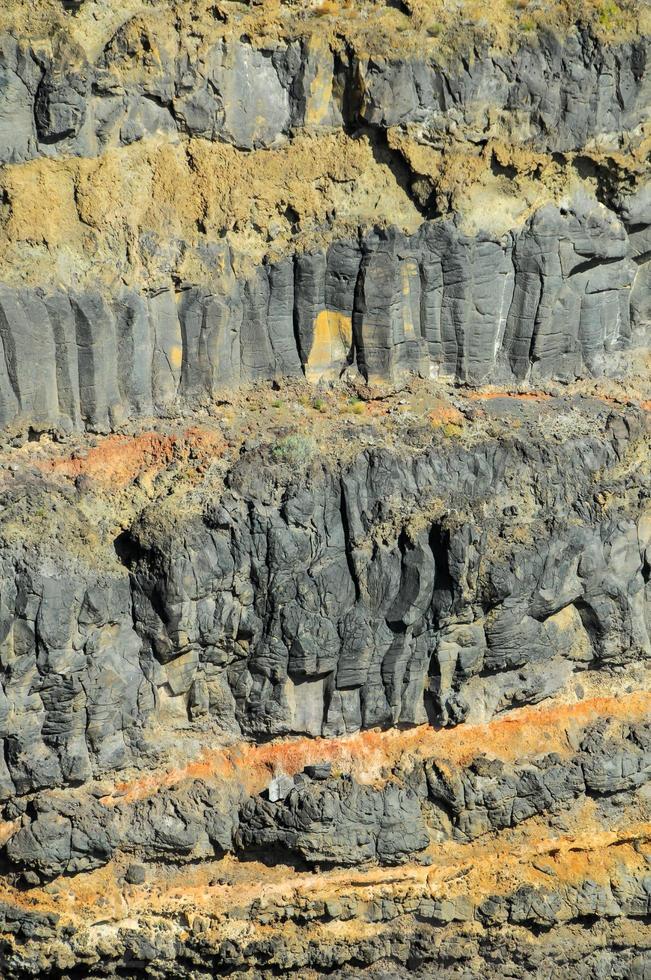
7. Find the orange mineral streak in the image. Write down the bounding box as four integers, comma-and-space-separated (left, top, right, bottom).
428, 403, 465, 426
1, 819, 647, 927
35, 427, 225, 487
101, 691, 651, 806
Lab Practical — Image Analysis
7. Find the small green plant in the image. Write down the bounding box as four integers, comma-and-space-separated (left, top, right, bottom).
440, 422, 463, 439
595, 0, 622, 28
312, 398, 327, 413
271, 434, 316, 465
348, 399, 365, 415
425, 19, 443, 37
271, 399, 283, 409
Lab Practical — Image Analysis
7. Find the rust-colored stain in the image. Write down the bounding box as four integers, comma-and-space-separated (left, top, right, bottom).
101, 691, 651, 806
36, 428, 225, 487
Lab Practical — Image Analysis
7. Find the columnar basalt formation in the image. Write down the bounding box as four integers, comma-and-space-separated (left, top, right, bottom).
0, 3, 649, 433
5, 193, 644, 427
0, 1, 649, 977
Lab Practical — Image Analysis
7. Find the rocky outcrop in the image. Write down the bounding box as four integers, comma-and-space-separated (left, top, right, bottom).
0, 709, 648, 976
0, 2, 649, 976
1, 30, 649, 164
1, 883, 650, 978
2, 719, 648, 881
0, 11, 649, 434
0, 193, 646, 434
0, 381, 645, 976
0, 389, 647, 803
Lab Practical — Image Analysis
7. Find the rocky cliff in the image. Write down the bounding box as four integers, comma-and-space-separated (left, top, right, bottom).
0, 1, 649, 977
0, 0, 650, 434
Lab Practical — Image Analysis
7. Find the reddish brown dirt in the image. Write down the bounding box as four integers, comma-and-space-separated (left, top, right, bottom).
35, 428, 225, 487
464, 389, 554, 402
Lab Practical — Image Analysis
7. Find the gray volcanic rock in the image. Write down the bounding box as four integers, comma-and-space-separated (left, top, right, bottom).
0, 398, 646, 805
0, 557, 145, 799
426, 723, 651, 840
119, 778, 240, 860
1, 31, 649, 164
580, 721, 651, 794
0, 196, 646, 434
237, 774, 430, 867
0, 22, 648, 437
0, 721, 648, 977
355, 34, 651, 152
6, 721, 644, 882
122, 411, 648, 742
501, 196, 634, 380
5, 794, 118, 879
0, 6, 648, 975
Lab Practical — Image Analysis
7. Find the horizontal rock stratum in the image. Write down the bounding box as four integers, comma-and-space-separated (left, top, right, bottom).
0, 1, 649, 434
0, 1, 649, 978
0, 193, 647, 434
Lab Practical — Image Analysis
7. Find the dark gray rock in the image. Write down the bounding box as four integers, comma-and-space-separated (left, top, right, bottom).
0, 192, 644, 433
2, 29, 648, 164
304, 762, 332, 780
119, 778, 239, 860
122, 413, 648, 740
5, 794, 118, 880
580, 721, 651, 794
500, 195, 633, 380
124, 862, 146, 885
237, 774, 429, 867
0, 401, 646, 804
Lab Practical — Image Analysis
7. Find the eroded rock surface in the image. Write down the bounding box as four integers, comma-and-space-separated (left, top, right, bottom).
0, 388, 648, 796
0, 1, 649, 976
0, 2, 649, 433
0, 379, 646, 975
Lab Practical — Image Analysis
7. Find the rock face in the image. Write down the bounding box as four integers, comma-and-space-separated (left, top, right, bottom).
0, 381, 647, 976
0, 6, 649, 434
0, 704, 649, 976
0, 1, 649, 976
4, 719, 649, 880
1, 29, 649, 164
0, 395, 647, 799
0, 195, 643, 433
